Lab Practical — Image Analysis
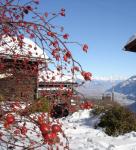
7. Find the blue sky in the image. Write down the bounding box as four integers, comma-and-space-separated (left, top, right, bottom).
37, 0, 136, 79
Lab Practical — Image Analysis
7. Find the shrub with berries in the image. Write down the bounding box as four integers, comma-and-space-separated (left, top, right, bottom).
0, 0, 92, 149
80, 101, 93, 110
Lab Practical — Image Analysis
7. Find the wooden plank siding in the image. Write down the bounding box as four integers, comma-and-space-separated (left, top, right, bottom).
0, 56, 38, 101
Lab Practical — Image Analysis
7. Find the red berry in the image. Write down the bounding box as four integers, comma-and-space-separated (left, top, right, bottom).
6, 114, 15, 124
26, 6, 32, 11
44, 132, 57, 140
73, 66, 79, 71
21, 126, 27, 135
83, 44, 88, 52
81, 71, 92, 81
47, 31, 54, 37
60, 11, 65, 16
52, 124, 62, 133
55, 55, 60, 61
52, 40, 58, 47
80, 101, 93, 110
40, 123, 50, 134
30, 33, 35, 39
63, 34, 69, 39
19, 34, 24, 40
66, 51, 71, 58
3, 27, 10, 33
80, 103, 84, 109
63, 55, 68, 62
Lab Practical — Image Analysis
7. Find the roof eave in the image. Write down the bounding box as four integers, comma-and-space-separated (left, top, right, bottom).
124, 38, 136, 52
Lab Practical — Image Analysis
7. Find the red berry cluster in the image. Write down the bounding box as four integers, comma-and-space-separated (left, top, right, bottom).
4, 114, 15, 128
81, 71, 92, 81
6, 114, 15, 124
63, 51, 72, 62
83, 44, 88, 52
60, 8, 65, 16
80, 101, 93, 109
39, 121, 62, 145
63, 33, 69, 39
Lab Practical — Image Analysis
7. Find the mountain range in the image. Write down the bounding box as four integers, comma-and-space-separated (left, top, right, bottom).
76, 76, 136, 112
76, 79, 122, 98
107, 75, 136, 100
76, 76, 136, 99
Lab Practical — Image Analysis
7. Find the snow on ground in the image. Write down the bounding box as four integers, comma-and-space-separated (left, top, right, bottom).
61, 109, 136, 150
1, 109, 136, 150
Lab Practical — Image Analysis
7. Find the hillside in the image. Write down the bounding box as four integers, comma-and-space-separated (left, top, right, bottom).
108, 76, 136, 100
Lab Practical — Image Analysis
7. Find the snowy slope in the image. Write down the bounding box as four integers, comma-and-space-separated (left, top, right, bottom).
61, 109, 136, 150
1, 109, 136, 150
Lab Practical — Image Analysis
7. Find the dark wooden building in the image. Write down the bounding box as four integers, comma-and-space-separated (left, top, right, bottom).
0, 54, 42, 101
0, 53, 77, 102
0, 36, 50, 101
0, 37, 78, 103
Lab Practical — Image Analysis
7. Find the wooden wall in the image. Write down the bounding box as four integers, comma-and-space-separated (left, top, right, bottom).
0, 58, 38, 101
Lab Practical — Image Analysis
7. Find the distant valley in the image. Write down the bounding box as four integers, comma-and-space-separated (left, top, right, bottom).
76, 76, 136, 111
76, 79, 122, 98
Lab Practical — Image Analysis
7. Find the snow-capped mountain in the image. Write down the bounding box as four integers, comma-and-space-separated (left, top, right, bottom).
76, 79, 122, 98
107, 76, 136, 100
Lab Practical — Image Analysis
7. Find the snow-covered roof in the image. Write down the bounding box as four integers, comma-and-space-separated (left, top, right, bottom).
38, 87, 70, 91
39, 70, 74, 82
0, 36, 48, 59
